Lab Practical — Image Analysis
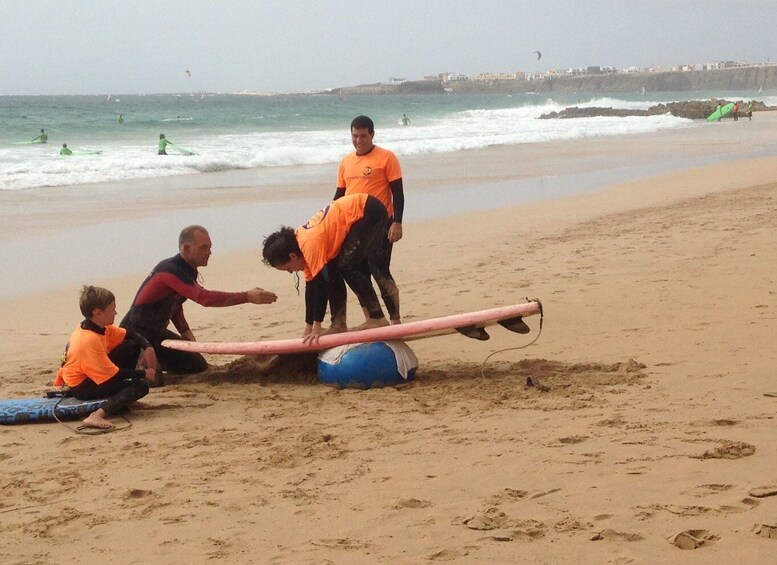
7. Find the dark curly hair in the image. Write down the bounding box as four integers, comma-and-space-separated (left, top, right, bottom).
262, 226, 300, 267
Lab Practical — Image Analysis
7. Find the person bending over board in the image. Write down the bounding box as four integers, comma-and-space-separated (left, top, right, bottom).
262, 193, 400, 345
55, 286, 158, 430
334, 115, 404, 325
121, 225, 277, 378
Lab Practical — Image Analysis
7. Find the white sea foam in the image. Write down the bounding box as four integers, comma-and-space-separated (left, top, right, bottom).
0, 97, 694, 191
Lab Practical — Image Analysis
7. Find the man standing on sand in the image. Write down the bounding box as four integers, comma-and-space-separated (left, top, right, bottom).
333, 115, 404, 326
121, 225, 277, 379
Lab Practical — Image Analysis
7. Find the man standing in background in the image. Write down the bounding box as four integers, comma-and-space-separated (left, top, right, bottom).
333, 115, 404, 326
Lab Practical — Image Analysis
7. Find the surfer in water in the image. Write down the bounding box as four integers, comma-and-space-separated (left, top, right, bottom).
401, 113, 410, 126
262, 194, 400, 345
334, 114, 404, 325
32, 129, 48, 143
158, 133, 171, 155
60, 143, 72, 156
55, 286, 158, 430
121, 225, 277, 377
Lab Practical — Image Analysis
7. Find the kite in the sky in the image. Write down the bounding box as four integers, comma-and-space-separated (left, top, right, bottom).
533, 51, 542, 60
185, 70, 192, 77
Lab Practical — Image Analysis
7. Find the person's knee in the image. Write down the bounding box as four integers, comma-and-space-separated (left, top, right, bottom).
132, 379, 150, 398
189, 355, 209, 373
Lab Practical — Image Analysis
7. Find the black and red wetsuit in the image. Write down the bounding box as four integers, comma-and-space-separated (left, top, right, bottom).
121, 254, 248, 374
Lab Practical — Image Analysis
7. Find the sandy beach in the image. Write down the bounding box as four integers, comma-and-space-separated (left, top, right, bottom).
1, 118, 776, 563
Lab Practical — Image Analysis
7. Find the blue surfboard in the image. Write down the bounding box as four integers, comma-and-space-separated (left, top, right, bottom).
0, 396, 108, 424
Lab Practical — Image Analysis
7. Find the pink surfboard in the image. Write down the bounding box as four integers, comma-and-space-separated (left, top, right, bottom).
161, 300, 542, 355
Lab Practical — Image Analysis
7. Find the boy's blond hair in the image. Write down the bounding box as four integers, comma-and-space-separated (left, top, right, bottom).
79, 285, 115, 318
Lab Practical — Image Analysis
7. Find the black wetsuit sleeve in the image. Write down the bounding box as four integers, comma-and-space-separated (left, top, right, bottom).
333, 187, 345, 201
389, 178, 404, 223
304, 275, 328, 324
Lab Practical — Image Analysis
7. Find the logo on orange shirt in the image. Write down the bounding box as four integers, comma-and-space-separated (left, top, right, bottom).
301, 205, 330, 230
362, 166, 372, 176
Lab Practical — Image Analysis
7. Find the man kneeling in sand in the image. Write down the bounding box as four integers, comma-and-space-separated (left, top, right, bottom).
56, 286, 158, 430
121, 225, 277, 380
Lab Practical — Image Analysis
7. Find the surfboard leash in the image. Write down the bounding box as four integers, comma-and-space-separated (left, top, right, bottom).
52, 395, 133, 435
478, 297, 544, 381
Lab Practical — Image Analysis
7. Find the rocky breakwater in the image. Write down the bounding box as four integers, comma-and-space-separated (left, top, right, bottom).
539, 100, 773, 120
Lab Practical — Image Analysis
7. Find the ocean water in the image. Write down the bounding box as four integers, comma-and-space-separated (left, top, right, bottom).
2, 89, 776, 298
2, 90, 774, 191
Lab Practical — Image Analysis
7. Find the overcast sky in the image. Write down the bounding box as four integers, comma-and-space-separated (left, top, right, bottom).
2, 0, 776, 95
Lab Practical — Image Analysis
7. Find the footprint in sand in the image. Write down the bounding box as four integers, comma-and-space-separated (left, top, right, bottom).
429, 547, 470, 561
695, 440, 755, 460
590, 529, 643, 542
753, 523, 777, 539
311, 538, 369, 550
486, 488, 529, 505
391, 498, 431, 509
668, 529, 718, 550
710, 418, 739, 426
463, 507, 509, 531
689, 483, 734, 497
749, 485, 777, 498
558, 435, 588, 444
125, 488, 152, 499
462, 508, 547, 541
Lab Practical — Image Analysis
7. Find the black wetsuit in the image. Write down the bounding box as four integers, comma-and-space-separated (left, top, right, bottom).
68, 320, 150, 415
318, 196, 399, 325
121, 254, 249, 374
333, 178, 403, 321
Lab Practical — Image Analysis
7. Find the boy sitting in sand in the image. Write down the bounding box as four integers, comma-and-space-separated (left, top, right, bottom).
55, 286, 158, 430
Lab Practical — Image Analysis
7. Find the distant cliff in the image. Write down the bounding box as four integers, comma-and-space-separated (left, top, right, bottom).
335, 66, 777, 95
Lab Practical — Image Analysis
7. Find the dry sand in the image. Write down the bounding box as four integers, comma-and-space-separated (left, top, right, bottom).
1, 127, 777, 563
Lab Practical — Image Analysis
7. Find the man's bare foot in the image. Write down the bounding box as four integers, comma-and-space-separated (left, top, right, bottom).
390, 318, 402, 325
352, 317, 389, 331
80, 411, 114, 430
322, 324, 348, 336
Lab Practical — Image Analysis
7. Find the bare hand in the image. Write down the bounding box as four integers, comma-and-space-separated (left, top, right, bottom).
247, 287, 278, 304
302, 322, 322, 345
141, 347, 158, 372
388, 222, 403, 243
143, 368, 157, 384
